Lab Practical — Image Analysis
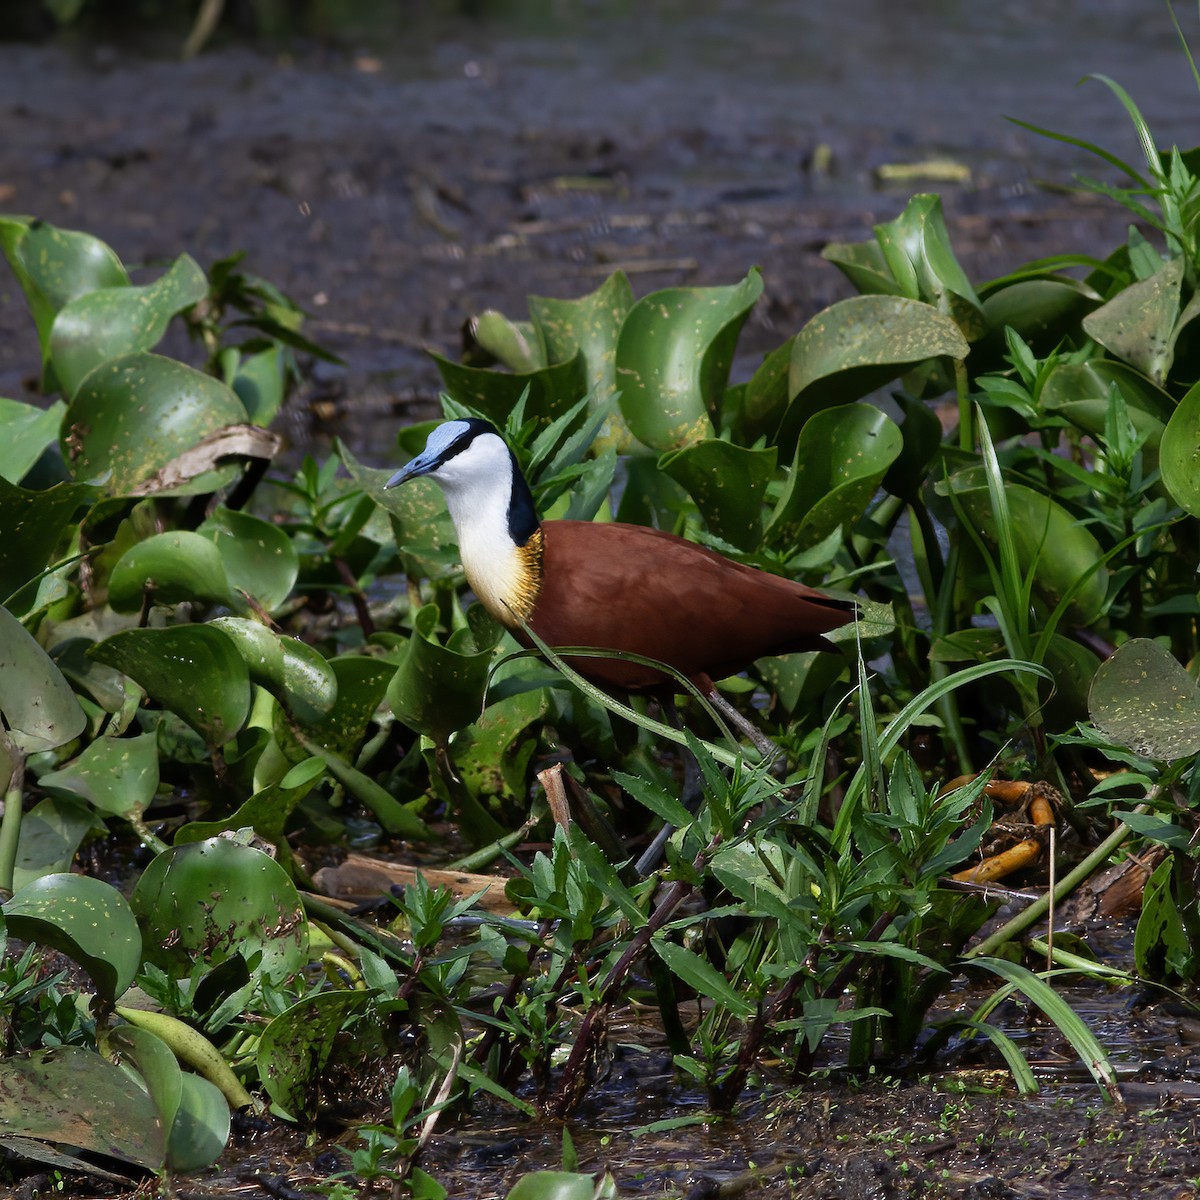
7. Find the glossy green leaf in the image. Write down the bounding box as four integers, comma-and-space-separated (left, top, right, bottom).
280, 653, 394, 760
256, 990, 372, 1120
506, 1173, 610, 1200
1161, 376, 1200, 515
198, 507, 300, 613
1082, 255, 1182, 384
62, 352, 247, 494
37, 731, 159, 820
528, 270, 636, 451
209, 617, 337, 723
765, 402, 902, 551
0, 217, 129, 388
1088, 638, 1200, 761
0, 476, 93, 604
0, 396, 66, 484
103, 1024, 182, 1156
12, 796, 99, 892
780, 295, 969, 454
130, 836, 308, 984
49, 253, 209, 397
0, 604, 86, 754
659, 439, 776, 550
821, 239, 901, 297
1041, 358, 1174, 440
168, 1072, 231, 1172
226, 344, 287, 426
615, 268, 763, 450
0, 1046, 163, 1171
175, 755, 326, 847
978, 278, 1099, 358
942, 470, 1109, 625
471, 309, 546, 373
387, 604, 500, 743
107, 530, 236, 613
735, 336, 795, 445
89, 625, 251, 747
4, 873, 142, 1000
432, 349, 588, 427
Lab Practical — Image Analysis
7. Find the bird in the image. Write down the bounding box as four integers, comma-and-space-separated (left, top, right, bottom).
386, 418, 854, 701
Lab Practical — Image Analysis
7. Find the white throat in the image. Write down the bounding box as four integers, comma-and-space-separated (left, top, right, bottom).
429, 434, 530, 621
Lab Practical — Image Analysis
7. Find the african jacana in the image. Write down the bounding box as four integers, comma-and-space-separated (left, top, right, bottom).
386, 418, 854, 700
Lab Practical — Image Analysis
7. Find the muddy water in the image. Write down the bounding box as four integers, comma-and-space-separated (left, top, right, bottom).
2, 2, 1197, 457
3, 5, 1200, 1197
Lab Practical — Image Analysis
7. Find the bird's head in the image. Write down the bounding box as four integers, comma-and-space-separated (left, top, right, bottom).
386, 418, 539, 546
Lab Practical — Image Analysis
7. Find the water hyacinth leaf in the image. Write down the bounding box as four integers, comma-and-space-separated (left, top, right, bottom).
1161, 377, 1200, 515
175, 755, 326, 847
1082, 256, 1182, 384
821, 238, 901, 297
659, 439, 776, 550
0, 217, 129, 387
4, 873, 142, 1000
978, 278, 1100, 358
168, 1073, 231, 1172
470, 309, 546, 373
528, 270, 636, 451
107, 530, 236, 613
0, 396, 66, 484
387, 604, 500, 743
871, 193, 984, 336
941, 470, 1109, 626
1041, 359, 1173, 450
209, 616, 337, 724
103, 1024, 182, 1151
736, 335, 795, 444
0, 475, 93, 603
62, 352, 247, 494
505, 1173, 609, 1200
615, 268, 762, 451
49, 253, 209, 398
279, 654, 394, 760
130, 836, 308, 984
90, 625, 251, 747
36, 731, 159, 820
12, 796, 99, 891
432, 350, 587, 428
1088, 638, 1200, 761
0, 1046, 163, 1171
0, 604, 86, 753
765, 402, 902, 551
256, 989, 372, 1120
199, 507, 300, 613
226, 343, 287, 426
780, 295, 969, 454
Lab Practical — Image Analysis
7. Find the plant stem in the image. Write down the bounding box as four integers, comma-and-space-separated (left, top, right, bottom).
0, 734, 25, 898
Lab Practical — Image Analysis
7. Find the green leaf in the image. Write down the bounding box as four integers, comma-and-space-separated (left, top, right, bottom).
0, 1046, 163, 1172
470, 309, 546, 373
12, 796, 99, 892
1082, 256, 1182, 384
62, 352, 247, 494
49, 253, 209, 397
0, 604, 86, 753
209, 617, 337, 724
168, 1072, 231, 1172
505, 1172, 608, 1200
386, 604, 499, 743
0, 476, 93, 605
780, 295, 969, 454
765, 402, 902, 551
1088, 638, 1200, 761
1161, 376, 1200, 515
255, 990, 372, 1120
130, 837, 308, 985
528, 270, 636, 451
225, 343, 288, 426
978, 278, 1100, 358
432, 350, 588, 428
37, 731, 160, 821
1135, 857, 1192, 978
89, 624, 251, 747
942, 469, 1109, 625
4, 873, 142, 1001
197, 507, 300, 613
651, 938, 755, 1018
0, 396, 66, 484
103, 1024, 182, 1157
616, 268, 763, 450
107, 530, 236, 613
658, 439, 776, 550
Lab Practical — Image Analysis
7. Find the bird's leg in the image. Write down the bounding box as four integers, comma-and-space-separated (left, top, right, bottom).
704, 687, 787, 772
